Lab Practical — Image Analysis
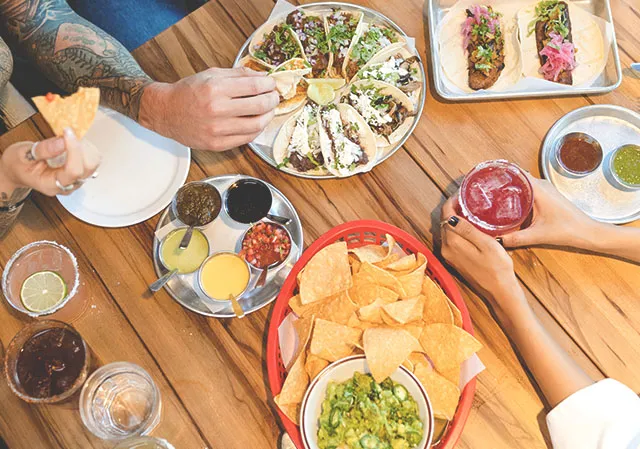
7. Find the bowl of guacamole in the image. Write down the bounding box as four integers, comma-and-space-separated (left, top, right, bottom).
300, 355, 434, 449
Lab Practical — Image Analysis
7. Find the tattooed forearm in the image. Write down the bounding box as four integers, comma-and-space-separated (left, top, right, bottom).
0, 36, 12, 88
0, 185, 30, 239
0, 0, 153, 120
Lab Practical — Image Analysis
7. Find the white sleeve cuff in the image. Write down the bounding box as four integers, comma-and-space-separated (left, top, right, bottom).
547, 379, 640, 449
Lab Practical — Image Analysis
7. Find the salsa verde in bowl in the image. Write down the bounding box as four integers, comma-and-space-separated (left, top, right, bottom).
301, 355, 434, 449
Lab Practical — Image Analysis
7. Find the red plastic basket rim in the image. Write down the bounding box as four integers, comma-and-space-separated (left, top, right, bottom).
266, 220, 476, 449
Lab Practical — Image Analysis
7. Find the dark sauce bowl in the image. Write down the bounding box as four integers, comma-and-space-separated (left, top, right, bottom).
223, 179, 273, 225
554, 132, 603, 178
4, 320, 90, 404
172, 181, 222, 228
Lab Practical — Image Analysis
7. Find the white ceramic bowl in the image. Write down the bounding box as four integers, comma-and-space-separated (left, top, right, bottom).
300, 355, 434, 449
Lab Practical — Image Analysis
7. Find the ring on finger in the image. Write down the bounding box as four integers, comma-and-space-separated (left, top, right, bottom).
90, 171, 99, 179
55, 178, 76, 193
26, 142, 38, 162
74, 178, 87, 187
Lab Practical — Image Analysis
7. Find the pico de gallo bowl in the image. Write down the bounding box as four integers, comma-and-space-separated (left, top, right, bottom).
240, 222, 292, 269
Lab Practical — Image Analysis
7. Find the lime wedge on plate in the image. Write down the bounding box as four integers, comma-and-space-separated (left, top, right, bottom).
20, 271, 68, 313
307, 83, 336, 105
306, 78, 346, 89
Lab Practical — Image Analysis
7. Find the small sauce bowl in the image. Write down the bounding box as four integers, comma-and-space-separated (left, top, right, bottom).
554, 132, 603, 178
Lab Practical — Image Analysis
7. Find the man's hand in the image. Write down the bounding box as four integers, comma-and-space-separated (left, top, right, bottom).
139, 67, 279, 152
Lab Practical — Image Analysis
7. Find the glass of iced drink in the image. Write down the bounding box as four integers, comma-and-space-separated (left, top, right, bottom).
458, 160, 534, 236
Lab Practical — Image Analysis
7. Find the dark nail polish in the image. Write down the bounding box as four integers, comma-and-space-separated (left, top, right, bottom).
448, 216, 459, 227
496, 237, 504, 246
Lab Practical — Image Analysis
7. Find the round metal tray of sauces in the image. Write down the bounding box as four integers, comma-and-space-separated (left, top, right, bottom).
541, 105, 640, 224
233, 1, 426, 179
153, 175, 304, 318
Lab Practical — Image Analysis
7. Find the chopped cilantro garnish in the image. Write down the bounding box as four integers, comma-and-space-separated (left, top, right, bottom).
277, 157, 290, 169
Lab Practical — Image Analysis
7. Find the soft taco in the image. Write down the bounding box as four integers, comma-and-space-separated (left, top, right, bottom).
250, 20, 305, 68
318, 103, 378, 177
273, 103, 327, 175
355, 44, 422, 106
341, 80, 414, 147
343, 22, 404, 81
462, 5, 506, 90
270, 59, 311, 115
325, 9, 364, 78
285, 9, 331, 78
235, 55, 270, 72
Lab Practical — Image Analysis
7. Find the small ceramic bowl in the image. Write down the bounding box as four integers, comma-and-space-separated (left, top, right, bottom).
300, 355, 434, 449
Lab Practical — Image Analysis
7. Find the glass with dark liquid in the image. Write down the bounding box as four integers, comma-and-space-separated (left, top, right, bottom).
4, 320, 89, 403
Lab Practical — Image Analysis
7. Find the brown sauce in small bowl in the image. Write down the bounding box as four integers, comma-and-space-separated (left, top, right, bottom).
175, 183, 222, 227
557, 133, 603, 175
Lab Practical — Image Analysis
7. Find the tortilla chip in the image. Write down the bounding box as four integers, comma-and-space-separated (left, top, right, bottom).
350, 244, 387, 264
419, 324, 482, 372
312, 291, 359, 326
32, 87, 100, 139
299, 242, 352, 305
408, 351, 429, 367
363, 328, 421, 382
355, 262, 406, 297
438, 365, 461, 386
391, 253, 428, 278
274, 396, 301, 425
414, 362, 460, 420
385, 254, 416, 271
397, 270, 425, 299
401, 323, 425, 341
374, 253, 401, 268
289, 294, 329, 318
422, 277, 462, 327
358, 296, 397, 324
381, 296, 424, 324
446, 296, 464, 328
422, 278, 454, 325
349, 254, 362, 275
310, 319, 362, 362
348, 313, 379, 330
349, 283, 399, 307
305, 354, 329, 380
277, 317, 315, 406
289, 315, 315, 369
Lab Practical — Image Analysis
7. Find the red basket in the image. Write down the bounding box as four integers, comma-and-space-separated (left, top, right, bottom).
266, 220, 476, 449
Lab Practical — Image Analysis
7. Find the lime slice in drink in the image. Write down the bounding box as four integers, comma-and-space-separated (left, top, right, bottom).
306, 78, 346, 89
20, 271, 68, 313
307, 83, 335, 105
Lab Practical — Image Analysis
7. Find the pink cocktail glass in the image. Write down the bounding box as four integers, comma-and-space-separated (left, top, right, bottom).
458, 160, 533, 236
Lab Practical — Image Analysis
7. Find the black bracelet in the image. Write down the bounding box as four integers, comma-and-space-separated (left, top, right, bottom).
0, 197, 28, 212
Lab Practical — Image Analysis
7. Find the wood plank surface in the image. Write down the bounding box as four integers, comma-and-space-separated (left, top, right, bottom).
0, 0, 638, 448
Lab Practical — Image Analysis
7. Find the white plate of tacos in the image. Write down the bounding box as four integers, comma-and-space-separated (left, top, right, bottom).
233, 1, 426, 179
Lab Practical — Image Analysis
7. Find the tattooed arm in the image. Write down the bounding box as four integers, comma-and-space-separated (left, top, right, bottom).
0, 36, 12, 89
0, 0, 279, 151
0, 0, 151, 120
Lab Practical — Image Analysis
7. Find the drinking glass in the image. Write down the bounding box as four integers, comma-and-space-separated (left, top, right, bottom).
2, 241, 79, 317
80, 362, 162, 440
4, 320, 90, 404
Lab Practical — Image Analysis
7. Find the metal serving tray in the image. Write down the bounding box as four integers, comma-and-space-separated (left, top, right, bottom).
541, 105, 640, 224
233, 2, 427, 179
152, 174, 304, 318
427, 0, 622, 101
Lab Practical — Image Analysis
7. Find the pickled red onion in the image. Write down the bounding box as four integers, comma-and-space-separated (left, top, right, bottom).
539, 32, 576, 82
461, 5, 498, 51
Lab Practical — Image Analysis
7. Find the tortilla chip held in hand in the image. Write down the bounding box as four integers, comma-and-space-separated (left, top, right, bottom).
32, 87, 100, 139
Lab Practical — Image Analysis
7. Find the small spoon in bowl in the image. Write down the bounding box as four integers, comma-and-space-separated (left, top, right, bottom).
229, 293, 246, 319
150, 268, 178, 292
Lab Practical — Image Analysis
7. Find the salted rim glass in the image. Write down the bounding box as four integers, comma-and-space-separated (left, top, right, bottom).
1, 241, 80, 317
80, 362, 162, 441
4, 320, 90, 404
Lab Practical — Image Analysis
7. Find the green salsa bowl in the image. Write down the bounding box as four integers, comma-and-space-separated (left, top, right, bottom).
300, 355, 434, 449
608, 144, 640, 190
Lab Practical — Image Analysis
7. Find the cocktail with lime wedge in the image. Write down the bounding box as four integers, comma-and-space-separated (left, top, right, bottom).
2, 241, 79, 317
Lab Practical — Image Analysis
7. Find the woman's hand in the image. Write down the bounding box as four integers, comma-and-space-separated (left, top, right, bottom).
440, 195, 528, 320
0, 128, 101, 197
500, 174, 599, 249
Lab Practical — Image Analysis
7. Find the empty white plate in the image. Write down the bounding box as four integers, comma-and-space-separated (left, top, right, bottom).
58, 108, 190, 228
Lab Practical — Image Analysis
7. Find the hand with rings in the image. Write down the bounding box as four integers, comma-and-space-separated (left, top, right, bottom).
0, 127, 101, 197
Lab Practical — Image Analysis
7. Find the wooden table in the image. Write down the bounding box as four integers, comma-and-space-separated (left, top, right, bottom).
1, 0, 639, 448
